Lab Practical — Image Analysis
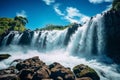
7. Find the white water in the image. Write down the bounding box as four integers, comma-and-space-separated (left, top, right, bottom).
66, 14, 105, 57
0, 47, 120, 80
0, 14, 120, 80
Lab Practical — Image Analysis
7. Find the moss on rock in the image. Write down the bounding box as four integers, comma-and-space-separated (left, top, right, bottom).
73, 64, 100, 80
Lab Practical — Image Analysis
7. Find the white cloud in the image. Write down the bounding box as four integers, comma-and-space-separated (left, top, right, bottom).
65, 7, 90, 23
16, 10, 27, 17
54, 4, 64, 16
54, 6, 90, 23
89, 0, 113, 4
43, 0, 55, 5
66, 7, 81, 18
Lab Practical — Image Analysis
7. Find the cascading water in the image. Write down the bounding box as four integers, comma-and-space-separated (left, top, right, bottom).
0, 13, 120, 80
67, 14, 105, 56
11, 32, 23, 45
30, 29, 67, 51
1, 31, 13, 47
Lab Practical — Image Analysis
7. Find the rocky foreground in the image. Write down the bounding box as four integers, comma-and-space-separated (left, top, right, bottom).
0, 56, 100, 80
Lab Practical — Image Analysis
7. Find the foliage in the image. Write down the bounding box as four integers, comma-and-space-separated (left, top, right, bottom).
38, 23, 79, 31
0, 16, 27, 35
112, 0, 120, 11
39, 24, 67, 30
114, 2, 120, 10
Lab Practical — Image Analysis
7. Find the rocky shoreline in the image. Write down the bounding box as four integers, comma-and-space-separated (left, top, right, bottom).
0, 56, 100, 80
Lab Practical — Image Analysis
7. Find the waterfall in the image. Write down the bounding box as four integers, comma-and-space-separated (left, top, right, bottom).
1, 31, 15, 47
0, 13, 120, 80
31, 31, 40, 47
1, 14, 106, 55
11, 32, 23, 45
67, 14, 105, 56
30, 29, 68, 51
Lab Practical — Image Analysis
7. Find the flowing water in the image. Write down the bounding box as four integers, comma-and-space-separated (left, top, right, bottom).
0, 14, 120, 80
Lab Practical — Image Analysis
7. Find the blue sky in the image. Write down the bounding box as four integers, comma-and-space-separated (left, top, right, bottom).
0, 0, 112, 30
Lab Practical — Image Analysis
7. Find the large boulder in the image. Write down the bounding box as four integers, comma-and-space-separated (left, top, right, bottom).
73, 64, 100, 80
32, 66, 51, 80
16, 56, 46, 71
49, 62, 75, 80
16, 56, 51, 80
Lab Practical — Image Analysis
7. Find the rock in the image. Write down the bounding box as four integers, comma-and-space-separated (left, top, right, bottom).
76, 77, 92, 80
0, 74, 18, 80
32, 66, 51, 80
73, 64, 100, 80
19, 30, 33, 45
64, 23, 80, 45
10, 59, 23, 66
0, 66, 16, 75
104, 10, 120, 63
0, 57, 100, 80
0, 54, 11, 61
49, 62, 75, 80
15, 56, 50, 80
16, 56, 46, 71
19, 69, 34, 80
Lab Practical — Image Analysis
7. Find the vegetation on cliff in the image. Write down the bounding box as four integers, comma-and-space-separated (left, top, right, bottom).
38, 23, 81, 31
112, 0, 120, 11
0, 16, 27, 35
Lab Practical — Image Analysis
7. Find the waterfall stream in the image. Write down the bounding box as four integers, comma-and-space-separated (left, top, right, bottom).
0, 14, 120, 80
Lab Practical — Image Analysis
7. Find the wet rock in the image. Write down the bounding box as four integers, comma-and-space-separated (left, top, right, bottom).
19, 30, 33, 45
64, 23, 80, 45
19, 69, 34, 80
49, 62, 75, 80
76, 77, 92, 80
104, 10, 120, 63
32, 66, 51, 80
0, 54, 11, 61
0, 57, 100, 80
16, 56, 46, 71
73, 64, 100, 80
0, 74, 18, 80
0, 66, 16, 75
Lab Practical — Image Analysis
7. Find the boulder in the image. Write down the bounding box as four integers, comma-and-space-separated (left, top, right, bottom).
32, 66, 51, 80
16, 56, 46, 71
73, 64, 100, 80
49, 62, 75, 80
0, 54, 11, 61
19, 69, 34, 80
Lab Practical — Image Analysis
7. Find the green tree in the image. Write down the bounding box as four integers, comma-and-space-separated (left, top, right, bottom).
112, 0, 120, 10
14, 16, 28, 26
